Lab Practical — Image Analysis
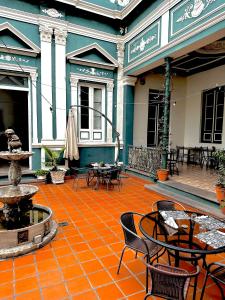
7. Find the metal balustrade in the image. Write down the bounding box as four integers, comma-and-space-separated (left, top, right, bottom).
128, 146, 162, 178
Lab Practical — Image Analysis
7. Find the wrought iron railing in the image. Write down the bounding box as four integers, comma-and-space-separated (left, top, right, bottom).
128, 145, 162, 178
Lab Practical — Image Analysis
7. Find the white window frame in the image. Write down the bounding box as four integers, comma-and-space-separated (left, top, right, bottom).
78, 82, 105, 142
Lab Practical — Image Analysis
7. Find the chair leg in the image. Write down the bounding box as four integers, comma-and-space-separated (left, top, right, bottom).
200, 270, 209, 300
117, 246, 127, 274
145, 256, 150, 293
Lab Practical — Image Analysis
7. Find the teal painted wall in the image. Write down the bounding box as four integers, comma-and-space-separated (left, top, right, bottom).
0, 17, 40, 46
67, 33, 117, 59
123, 84, 135, 164
126, 19, 225, 75
79, 147, 115, 167
0, 0, 39, 14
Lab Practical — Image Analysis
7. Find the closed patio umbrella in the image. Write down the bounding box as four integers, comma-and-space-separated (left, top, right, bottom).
64, 108, 79, 163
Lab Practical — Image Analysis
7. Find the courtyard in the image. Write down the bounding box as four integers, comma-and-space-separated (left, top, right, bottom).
0, 175, 224, 300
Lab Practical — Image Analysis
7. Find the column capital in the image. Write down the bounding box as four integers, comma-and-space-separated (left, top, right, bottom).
30, 71, 38, 83
70, 76, 79, 87
39, 24, 53, 43
122, 76, 137, 86
117, 42, 124, 67
107, 82, 114, 92
54, 28, 67, 46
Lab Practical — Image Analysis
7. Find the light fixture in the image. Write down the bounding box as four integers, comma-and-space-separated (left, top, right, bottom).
172, 101, 176, 106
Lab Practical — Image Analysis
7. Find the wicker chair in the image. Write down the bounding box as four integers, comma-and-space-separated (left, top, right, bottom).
102, 167, 122, 191
152, 199, 185, 212
117, 212, 165, 292
200, 262, 225, 300
144, 262, 200, 300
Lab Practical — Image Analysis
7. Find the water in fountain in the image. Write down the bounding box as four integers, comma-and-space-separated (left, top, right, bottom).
0, 129, 57, 258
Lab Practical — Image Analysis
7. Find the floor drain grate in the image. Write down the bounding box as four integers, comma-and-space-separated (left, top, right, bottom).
58, 221, 69, 227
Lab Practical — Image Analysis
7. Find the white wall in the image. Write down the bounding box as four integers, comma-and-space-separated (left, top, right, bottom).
133, 65, 225, 149
133, 73, 186, 148
184, 65, 225, 148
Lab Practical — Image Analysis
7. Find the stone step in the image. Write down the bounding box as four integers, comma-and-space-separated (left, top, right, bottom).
145, 183, 223, 219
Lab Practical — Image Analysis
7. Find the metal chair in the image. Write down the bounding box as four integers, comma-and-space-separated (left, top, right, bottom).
152, 199, 185, 212
117, 212, 165, 292
102, 167, 122, 191
200, 262, 225, 300
71, 167, 92, 190
144, 262, 200, 300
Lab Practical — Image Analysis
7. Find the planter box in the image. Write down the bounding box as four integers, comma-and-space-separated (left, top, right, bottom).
50, 170, 65, 184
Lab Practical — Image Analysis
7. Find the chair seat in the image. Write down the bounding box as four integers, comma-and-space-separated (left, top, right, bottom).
130, 238, 163, 257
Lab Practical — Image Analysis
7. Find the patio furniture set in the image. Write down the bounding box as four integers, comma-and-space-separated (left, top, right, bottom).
118, 200, 225, 300
71, 163, 122, 191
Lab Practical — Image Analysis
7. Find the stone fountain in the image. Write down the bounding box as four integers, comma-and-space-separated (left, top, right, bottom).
0, 129, 57, 258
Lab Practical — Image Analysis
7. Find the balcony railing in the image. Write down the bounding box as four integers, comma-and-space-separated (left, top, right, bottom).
128, 145, 162, 178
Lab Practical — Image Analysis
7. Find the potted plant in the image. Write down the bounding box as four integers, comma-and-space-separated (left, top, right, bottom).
35, 169, 49, 180
220, 201, 225, 214
213, 149, 225, 202
43, 146, 66, 184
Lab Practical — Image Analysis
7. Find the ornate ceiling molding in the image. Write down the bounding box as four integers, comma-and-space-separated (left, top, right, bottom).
196, 40, 225, 54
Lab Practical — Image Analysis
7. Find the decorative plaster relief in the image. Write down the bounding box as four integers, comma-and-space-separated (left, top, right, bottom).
176, 0, 216, 22
107, 82, 114, 92
110, 0, 130, 7
54, 28, 67, 45
171, 0, 224, 37
42, 8, 63, 18
128, 21, 160, 63
0, 53, 29, 63
75, 66, 111, 77
39, 25, 53, 43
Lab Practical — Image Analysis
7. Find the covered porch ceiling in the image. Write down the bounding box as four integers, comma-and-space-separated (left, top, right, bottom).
146, 37, 225, 77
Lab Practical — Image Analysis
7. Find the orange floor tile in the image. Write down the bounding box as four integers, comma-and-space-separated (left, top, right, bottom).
0, 175, 224, 300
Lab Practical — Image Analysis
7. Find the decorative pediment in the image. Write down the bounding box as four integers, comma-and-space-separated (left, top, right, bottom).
0, 23, 40, 57
67, 43, 118, 69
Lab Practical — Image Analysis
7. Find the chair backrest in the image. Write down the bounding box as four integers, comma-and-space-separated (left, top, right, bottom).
120, 212, 149, 254
152, 200, 185, 212
146, 263, 200, 300
110, 167, 120, 180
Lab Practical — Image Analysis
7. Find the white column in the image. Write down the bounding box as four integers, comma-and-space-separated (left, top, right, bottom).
70, 76, 79, 133
55, 28, 67, 140
107, 82, 114, 143
161, 11, 169, 47
116, 42, 125, 144
39, 24, 53, 141
30, 71, 38, 144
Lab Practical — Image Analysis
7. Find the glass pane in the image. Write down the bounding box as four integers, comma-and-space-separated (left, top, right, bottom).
0, 75, 28, 87
80, 86, 89, 129
206, 93, 214, 106
147, 132, 155, 146
216, 105, 224, 118
93, 88, 102, 130
217, 90, 225, 105
205, 119, 213, 131
205, 107, 213, 118
215, 118, 223, 131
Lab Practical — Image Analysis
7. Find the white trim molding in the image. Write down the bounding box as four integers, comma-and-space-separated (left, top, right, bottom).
67, 43, 118, 67
122, 75, 137, 86
30, 71, 38, 144
39, 24, 53, 140
70, 73, 114, 144
54, 27, 67, 140
0, 22, 40, 56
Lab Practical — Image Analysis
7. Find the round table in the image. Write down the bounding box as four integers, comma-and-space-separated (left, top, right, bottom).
139, 211, 225, 267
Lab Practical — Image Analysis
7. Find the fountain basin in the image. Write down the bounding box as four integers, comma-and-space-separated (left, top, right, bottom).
0, 151, 33, 160
0, 204, 57, 258
0, 185, 39, 205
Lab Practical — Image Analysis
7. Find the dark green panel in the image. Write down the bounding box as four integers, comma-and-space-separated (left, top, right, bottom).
169, 0, 225, 40
79, 147, 115, 167
0, 51, 37, 67
0, 30, 31, 49
32, 148, 41, 170
70, 64, 114, 79
77, 50, 112, 64
123, 85, 135, 164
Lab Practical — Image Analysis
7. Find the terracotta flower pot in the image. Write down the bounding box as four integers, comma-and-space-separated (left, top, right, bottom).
157, 169, 169, 181
220, 204, 225, 214
215, 185, 225, 202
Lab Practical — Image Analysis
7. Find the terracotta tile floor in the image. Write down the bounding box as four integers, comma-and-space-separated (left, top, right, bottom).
170, 164, 217, 192
1, 175, 224, 300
